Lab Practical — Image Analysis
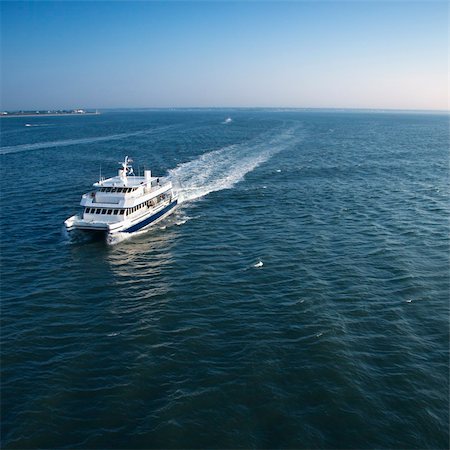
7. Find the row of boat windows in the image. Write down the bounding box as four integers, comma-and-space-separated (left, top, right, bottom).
85, 208, 125, 215
99, 187, 137, 193
85, 196, 168, 216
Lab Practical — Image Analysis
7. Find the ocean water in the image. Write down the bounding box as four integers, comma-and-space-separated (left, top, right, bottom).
1, 110, 448, 449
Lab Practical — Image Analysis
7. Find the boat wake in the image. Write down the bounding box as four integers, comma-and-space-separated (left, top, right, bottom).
169, 123, 303, 203
106, 232, 134, 246
0, 125, 178, 154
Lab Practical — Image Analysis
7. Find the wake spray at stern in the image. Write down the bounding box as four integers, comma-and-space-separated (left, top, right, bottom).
169, 124, 302, 203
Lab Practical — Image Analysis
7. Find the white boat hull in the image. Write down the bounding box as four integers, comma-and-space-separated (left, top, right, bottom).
65, 199, 178, 239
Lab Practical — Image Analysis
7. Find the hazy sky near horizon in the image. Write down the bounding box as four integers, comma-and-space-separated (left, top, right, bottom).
1, 1, 448, 110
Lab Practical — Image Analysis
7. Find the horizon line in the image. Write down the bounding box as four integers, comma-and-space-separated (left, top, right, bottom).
3, 106, 448, 114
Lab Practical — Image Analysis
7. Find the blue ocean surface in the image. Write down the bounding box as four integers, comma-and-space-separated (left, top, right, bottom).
1, 110, 448, 449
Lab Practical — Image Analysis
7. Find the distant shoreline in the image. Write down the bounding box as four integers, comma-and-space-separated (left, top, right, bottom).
0, 112, 100, 118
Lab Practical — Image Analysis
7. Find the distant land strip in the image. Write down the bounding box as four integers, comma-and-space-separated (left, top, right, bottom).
1, 109, 100, 118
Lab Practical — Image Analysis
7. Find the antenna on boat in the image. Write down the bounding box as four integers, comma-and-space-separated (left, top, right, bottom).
119, 156, 134, 179
99, 164, 102, 182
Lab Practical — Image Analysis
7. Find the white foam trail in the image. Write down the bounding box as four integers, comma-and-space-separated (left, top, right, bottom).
107, 231, 134, 246
169, 124, 302, 203
0, 125, 176, 154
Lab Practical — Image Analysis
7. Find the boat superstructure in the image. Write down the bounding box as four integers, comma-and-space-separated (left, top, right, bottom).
65, 156, 177, 241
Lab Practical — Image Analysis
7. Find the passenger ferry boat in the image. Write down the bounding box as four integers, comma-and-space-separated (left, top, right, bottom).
64, 156, 178, 242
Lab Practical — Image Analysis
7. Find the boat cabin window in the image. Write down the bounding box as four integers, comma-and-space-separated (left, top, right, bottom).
87, 208, 123, 215
124, 202, 151, 216
98, 187, 139, 193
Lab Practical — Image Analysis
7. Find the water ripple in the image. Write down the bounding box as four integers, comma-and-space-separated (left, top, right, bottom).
1, 111, 448, 449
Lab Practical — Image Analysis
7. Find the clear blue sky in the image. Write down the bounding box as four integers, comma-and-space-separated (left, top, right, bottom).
1, 1, 448, 110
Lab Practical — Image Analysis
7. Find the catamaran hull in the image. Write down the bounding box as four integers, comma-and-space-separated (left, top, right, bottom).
122, 199, 177, 233
65, 200, 178, 241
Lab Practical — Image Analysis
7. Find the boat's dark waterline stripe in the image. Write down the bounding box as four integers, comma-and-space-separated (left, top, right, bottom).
123, 200, 178, 233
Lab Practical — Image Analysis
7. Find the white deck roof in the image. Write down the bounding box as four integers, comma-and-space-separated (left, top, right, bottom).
94, 175, 159, 188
